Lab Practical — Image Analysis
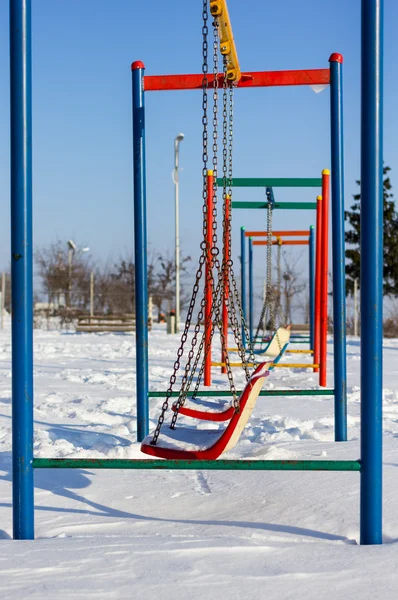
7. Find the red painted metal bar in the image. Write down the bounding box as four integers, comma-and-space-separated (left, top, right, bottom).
204, 171, 214, 386
253, 240, 309, 246
221, 196, 230, 375
320, 170, 330, 387
314, 196, 323, 375
245, 230, 310, 237
141, 68, 330, 92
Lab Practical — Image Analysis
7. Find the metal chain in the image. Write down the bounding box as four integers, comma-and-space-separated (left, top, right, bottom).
229, 266, 256, 365
150, 0, 210, 445
202, 0, 208, 181
172, 15, 230, 424
223, 76, 255, 366
228, 83, 233, 196
276, 241, 282, 324
266, 197, 282, 352
253, 198, 273, 345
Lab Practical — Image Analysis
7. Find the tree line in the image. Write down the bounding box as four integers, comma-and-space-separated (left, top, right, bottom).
35, 242, 191, 319
345, 165, 398, 295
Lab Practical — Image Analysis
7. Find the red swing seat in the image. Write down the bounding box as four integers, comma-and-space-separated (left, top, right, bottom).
171, 396, 234, 422
170, 336, 289, 423
141, 362, 271, 460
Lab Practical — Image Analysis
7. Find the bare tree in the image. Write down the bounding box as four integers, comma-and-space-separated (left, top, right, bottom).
35, 242, 193, 323
0, 272, 11, 313
279, 252, 307, 324
148, 251, 191, 319
35, 241, 92, 310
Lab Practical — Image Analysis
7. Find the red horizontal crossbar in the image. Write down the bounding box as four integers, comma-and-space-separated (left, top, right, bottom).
245, 230, 310, 237
143, 68, 330, 92
254, 240, 309, 246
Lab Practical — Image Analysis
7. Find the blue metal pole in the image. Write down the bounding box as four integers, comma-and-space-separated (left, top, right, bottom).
248, 237, 254, 342
360, 0, 383, 545
329, 53, 347, 442
240, 226, 247, 348
10, 0, 34, 540
309, 226, 315, 351
132, 61, 149, 441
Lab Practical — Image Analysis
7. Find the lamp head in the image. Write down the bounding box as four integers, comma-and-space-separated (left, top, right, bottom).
175, 133, 184, 143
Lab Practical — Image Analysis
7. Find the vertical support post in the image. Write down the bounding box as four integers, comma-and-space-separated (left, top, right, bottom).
309, 227, 315, 351
132, 61, 149, 441
90, 272, 94, 318
204, 170, 214, 386
0, 272, 5, 330
10, 0, 34, 540
360, 0, 383, 546
313, 196, 323, 373
221, 195, 230, 375
174, 134, 184, 333
67, 247, 73, 307
240, 226, 247, 348
320, 170, 330, 387
329, 52, 347, 441
354, 278, 359, 336
248, 237, 254, 343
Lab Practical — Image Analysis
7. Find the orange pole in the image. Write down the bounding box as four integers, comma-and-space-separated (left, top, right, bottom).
320, 170, 330, 387
245, 230, 310, 237
204, 170, 214, 386
253, 240, 309, 246
221, 196, 230, 374
314, 195, 323, 374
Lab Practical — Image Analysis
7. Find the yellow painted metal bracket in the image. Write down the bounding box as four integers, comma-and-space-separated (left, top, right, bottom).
210, 0, 241, 83
211, 362, 319, 369
227, 348, 313, 354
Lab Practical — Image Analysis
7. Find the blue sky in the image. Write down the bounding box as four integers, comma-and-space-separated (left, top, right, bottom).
0, 1, 397, 289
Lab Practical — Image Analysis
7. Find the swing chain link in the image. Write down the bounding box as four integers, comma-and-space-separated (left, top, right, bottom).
253, 196, 273, 345
202, 0, 208, 176
171, 12, 224, 426
150, 0, 210, 445
267, 195, 282, 352
151, 6, 247, 440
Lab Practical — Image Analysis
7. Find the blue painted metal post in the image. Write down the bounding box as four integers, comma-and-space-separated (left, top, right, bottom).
248, 237, 254, 342
10, 0, 34, 540
329, 53, 347, 442
309, 226, 315, 351
132, 61, 149, 441
360, 0, 383, 545
240, 226, 247, 348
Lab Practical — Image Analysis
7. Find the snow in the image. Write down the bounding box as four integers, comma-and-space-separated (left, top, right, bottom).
0, 323, 398, 598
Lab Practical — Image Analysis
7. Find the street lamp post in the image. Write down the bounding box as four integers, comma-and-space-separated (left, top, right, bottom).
67, 240, 76, 307
67, 240, 89, 308
174, 133, 184, 333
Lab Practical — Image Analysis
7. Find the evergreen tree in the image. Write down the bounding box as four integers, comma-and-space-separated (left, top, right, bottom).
345, 166, 398, 295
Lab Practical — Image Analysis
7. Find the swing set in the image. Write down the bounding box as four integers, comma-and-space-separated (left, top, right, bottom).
248, 230, 314, 348
247, 228, 319, 364
209, 179, 328, 380
8, 0, 383, 545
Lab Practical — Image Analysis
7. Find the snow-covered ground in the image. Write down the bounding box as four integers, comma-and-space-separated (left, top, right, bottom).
0, 322, 398, 598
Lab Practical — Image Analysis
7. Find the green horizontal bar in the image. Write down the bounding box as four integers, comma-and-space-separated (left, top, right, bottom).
33, 458, 360, 472
232, 202, 317, 210
148, 389, 334, 397
216, 177, 322, 188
